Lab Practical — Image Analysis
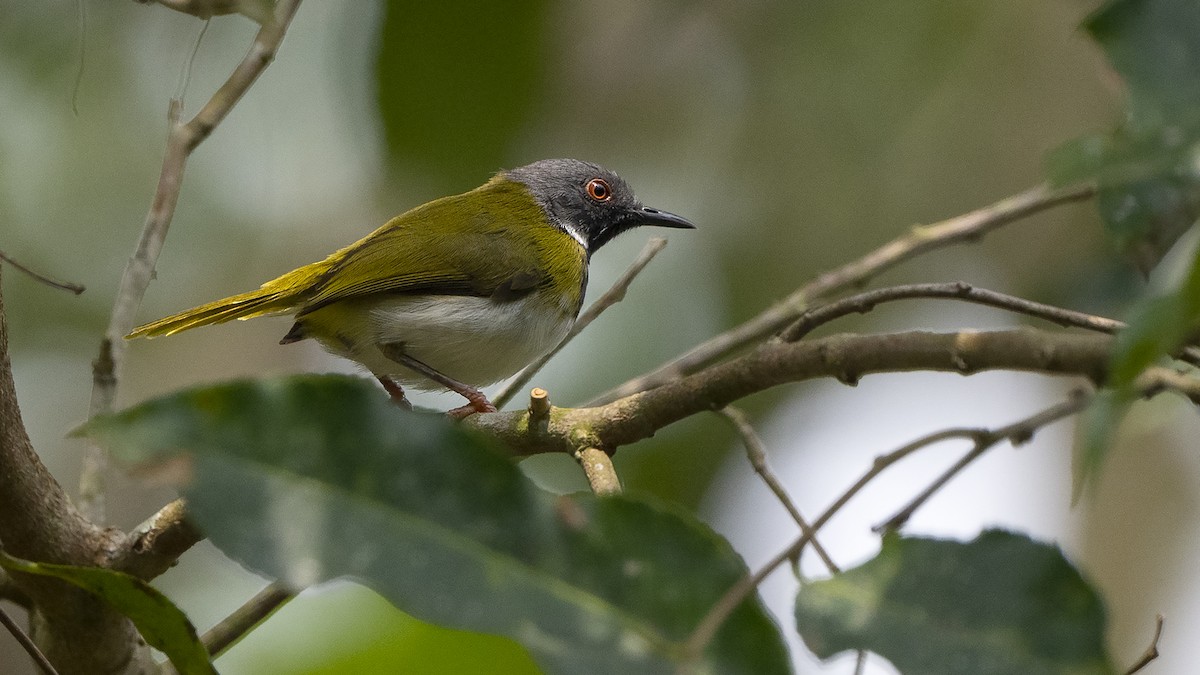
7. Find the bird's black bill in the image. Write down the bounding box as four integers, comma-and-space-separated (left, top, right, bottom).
637, 206, 696, 229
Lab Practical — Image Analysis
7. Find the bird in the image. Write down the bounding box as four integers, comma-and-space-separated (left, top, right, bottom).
128, 158, 695, 416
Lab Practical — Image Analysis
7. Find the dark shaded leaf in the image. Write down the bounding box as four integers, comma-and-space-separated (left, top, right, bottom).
81, 374, 790, 675
795, 530, 1116, 675
1047, 0, 1200, 272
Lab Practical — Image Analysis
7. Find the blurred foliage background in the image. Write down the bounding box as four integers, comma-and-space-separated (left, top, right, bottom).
3, 1, 1195, 673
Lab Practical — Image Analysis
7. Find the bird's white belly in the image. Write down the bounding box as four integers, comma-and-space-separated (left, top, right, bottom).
318, 293, 575, 389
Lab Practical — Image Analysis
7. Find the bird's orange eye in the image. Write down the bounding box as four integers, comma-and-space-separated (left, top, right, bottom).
585, 178, 612, 202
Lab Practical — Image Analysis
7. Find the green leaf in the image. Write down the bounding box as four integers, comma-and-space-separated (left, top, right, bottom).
1074, 389, 1134, 503
0, 550, 216, 675
1077, 241, 1200, 488
81, 375, 791, 675
374, 0, 549, 189
1046, 0, 1200, 271
795, 530, 1116, 675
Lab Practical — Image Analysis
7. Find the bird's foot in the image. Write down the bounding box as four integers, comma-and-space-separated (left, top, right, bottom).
447, 388, 498, 419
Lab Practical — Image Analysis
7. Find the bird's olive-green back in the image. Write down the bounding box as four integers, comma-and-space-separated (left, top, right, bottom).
127, 175, 588, 339
294, 176, 587, 314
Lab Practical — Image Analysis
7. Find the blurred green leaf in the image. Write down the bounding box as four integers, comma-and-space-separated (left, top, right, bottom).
795, 530, 1116, 675
375, 0, 549, 188
1077, 241, 1200, 488
81, 374, 791, 675
0, 550, 215, 675
216, 582, 543, 675
1047, 0, 1200, 272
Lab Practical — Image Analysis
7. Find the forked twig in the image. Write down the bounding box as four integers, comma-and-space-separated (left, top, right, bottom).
714, 407, 838, 573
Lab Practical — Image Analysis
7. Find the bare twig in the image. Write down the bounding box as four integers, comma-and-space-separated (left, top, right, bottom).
714, 407, 839, 574
575, 447, 621, 495
201, 582, 294, 658
1124, 614, 1165, 675
81, 0, 304, 522
779, 281, 1124, 341
0, 604, 59, 675
493, 237, 668, 409
0, 250, 85, 295
592, 183, 1096, 405
874, 391, 1090, 533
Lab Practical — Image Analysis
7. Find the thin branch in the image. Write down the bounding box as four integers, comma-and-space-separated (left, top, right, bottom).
493, 237, 669, 409
470, 328, 1126, 458
591, 183, 1096, 405
575, 447, 621, 495
779, 281, 1124, 342
81, 0, 304, 523
874, 391, 1091, 533
714, 407, 839, 574
1124, 614, 1165, 675
201, 582, 294, 658
853, 650, 868, 675
0, 250, 85, 295
0, 605, 59, 675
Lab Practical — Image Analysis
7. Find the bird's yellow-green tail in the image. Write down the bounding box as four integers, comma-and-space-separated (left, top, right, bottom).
126, 259, 334, 339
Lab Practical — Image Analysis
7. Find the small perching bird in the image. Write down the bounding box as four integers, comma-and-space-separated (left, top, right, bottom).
128, 159, 695, 416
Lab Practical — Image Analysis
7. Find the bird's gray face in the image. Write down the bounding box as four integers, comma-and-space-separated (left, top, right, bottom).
505, 158, 695, 255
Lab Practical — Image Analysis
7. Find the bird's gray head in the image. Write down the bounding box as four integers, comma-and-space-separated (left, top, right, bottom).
505, 158, 694, 254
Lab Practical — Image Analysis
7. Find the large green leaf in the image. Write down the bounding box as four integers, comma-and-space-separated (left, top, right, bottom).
81, 375, 790, 675
1049, 0, 1200, 485
0, 550, 216, 675
795, 530, 1116, 675
1047, 0, 1200, 272
374, 0, 549, 189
